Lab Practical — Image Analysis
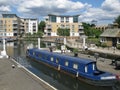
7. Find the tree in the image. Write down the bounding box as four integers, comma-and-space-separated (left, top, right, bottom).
38, 21, 46, 32
114, 15, 120, 28
36, 31, 43, 37
82, 22, 102, 38
57, 28, 70, 36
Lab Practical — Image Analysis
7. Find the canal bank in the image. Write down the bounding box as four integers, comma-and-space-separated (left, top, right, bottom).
0, 58, 57, 90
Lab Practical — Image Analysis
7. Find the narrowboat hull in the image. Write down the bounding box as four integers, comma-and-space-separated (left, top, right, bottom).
27, 56, 118, 86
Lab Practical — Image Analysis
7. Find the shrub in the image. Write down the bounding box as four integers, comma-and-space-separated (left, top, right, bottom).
73, 48, 78, 53
117, 44, 120, 50
101, 43, 107, 48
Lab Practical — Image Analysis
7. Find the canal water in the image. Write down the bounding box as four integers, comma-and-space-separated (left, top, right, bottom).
1, 41, 120, 90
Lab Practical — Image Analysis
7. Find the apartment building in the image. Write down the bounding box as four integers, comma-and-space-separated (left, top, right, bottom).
44, 14, 84, 36
0, 14, 38, 38
0, 14, 21, 37
20, 18, 38, 35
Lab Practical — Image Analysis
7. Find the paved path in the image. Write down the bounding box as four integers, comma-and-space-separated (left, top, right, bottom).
90, 47, 120, 56
0, 58, 56, 90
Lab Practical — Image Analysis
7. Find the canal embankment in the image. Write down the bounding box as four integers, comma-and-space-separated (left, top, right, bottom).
0, 58, 57, 90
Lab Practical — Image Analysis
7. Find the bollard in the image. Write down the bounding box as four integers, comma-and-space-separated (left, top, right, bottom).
12, 64, 15, 68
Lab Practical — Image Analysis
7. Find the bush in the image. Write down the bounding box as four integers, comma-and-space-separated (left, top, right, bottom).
117, 44, 120, 50
73, 48, 78, 53
96, 41, 101, 47
101, 43, 107, 48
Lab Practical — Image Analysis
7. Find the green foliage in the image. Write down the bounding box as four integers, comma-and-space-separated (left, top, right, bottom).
87, 38, 100, 45
57, 28, 70, 36
101, 43, 107, 48
73, 48, 78, 53
36, 31, 43, 37
114, 15, 120, 28
82, 22, 103, 38
95, 41, 101, 46
25, 33, 32, 37
117, 44, 120, 50
38, 21, 46, 32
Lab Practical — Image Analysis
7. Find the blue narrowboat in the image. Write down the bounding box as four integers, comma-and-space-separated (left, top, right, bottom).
26, 48, 119, 86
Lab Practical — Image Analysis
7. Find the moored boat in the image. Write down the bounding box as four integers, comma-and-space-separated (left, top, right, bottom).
26, 48, 120, 86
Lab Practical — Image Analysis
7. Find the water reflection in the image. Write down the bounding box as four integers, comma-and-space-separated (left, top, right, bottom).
0, 41, 119, 90
27, 58, 112, 90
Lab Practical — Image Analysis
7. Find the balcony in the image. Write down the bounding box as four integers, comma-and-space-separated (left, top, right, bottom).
13, 25, 18, 29
46, 25, 52, 29
20, 26, 24, 29
79, 30, 84, 34
46, 29, 52, 33
33, 23, 36, 26
78, 26, 84, 29
13, 30, 18, 33
33, 26, 36, 29
12, 21, 18, 24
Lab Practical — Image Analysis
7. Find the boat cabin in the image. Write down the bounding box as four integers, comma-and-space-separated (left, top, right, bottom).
27, 49, 98, 75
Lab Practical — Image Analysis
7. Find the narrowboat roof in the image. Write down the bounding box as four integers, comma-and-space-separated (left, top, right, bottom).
29, 48, 96, 65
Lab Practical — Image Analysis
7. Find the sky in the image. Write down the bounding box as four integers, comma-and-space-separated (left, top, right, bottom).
0, 0, 120, 25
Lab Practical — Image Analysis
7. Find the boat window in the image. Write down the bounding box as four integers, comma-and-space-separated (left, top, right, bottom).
33, 52, 35, 55
93, 63, 95, 70
85, 66, 88, 73
73, 63, 78, 69
65, 61, 69, 66
51, 57, 54, 62
56, 58, 59, 63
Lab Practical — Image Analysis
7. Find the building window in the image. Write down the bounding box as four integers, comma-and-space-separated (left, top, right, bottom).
33, 52, 35, 55
72, 25, 74, 29
73, 63, 78, 69
50, 16, 56, 22
61, 24, 65, 28
61, 17, 64, 23
51, 57, 54, 62
65, 61, 69, 66
66, 17, 69, 23
73, 16, 78, 23
66, 24, 70, 29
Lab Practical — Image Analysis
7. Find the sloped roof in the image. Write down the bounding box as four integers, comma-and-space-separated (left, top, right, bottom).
30, 48, 95, 65
100, 28, 120, 37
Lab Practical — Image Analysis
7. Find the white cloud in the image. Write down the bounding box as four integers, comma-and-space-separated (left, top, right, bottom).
1, 0, 120, 25
79, 0, 120, 25
0, 5, 11, 12
17, 0, 90, 16
102, 0, 120, 11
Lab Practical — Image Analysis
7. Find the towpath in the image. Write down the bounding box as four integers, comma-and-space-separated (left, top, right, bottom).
0, 58, 56, 90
